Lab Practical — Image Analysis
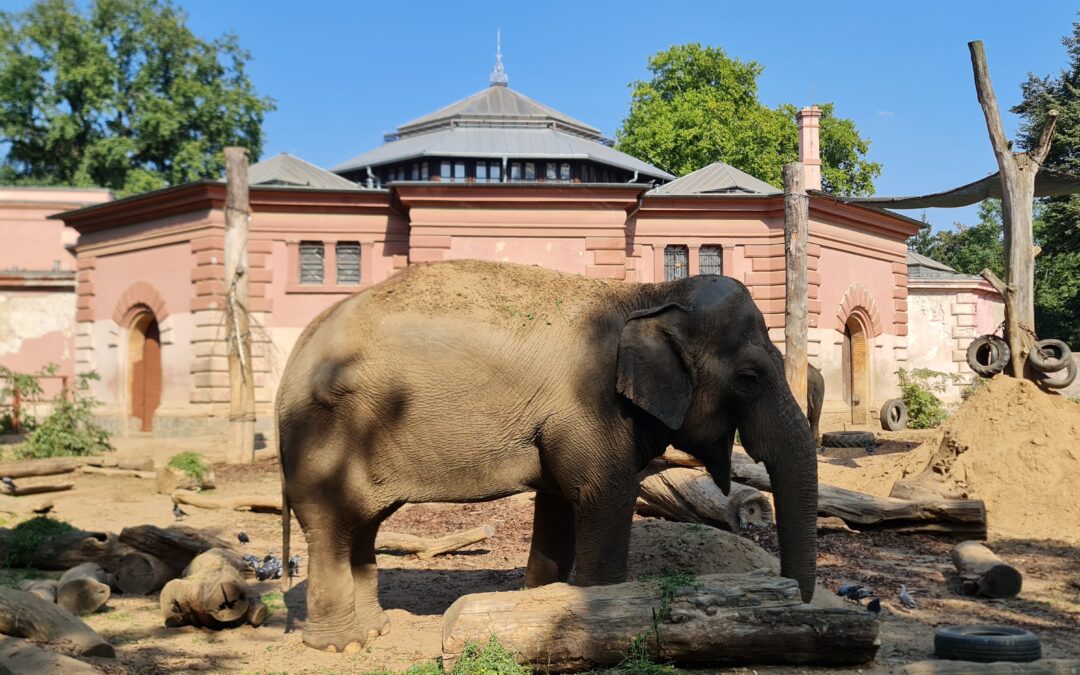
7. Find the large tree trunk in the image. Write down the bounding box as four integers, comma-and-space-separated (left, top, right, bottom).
0, 529, 131, 571
636, 462, 773, 530
783, 161, 809, 414
951, 541, 1022, 598
224, 146, 255, 464
0, 587, 114, 657
442, 572, 878, 672
0, 636, 102, 674
115, 551, 174, 595
56, 563, 112, 616
119, 524, 235, 576
159, 549, 266, 629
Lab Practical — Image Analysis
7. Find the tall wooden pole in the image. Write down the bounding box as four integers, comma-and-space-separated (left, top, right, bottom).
968, 41, 1057, 377
224, 147, 255, 464
784, 162, 809, 414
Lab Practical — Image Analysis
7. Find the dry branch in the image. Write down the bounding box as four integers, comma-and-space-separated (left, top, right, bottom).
57, 563, 112, 616
0, 587, 114, 657
377, 525, 495, 559
0, 481, 74, 497
160, 548, 266, 629
636, 461, 773, 530
442, 572, 878, 672
951, 541, 1022, 598
171, 489, 282, 513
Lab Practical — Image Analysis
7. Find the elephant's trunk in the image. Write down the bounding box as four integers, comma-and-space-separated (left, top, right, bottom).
747, 396, 818, 603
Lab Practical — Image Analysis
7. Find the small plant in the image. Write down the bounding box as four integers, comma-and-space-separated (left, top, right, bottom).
3, 516, 75, 567
615, 633, 684, 674
260, 591, 285, 616
16, 371, 112, 459
167, 452, 208, 481
1, 363, 53, 433
452, 634, 529, 675
640, 571, 700, 622
896, 368, 955, 429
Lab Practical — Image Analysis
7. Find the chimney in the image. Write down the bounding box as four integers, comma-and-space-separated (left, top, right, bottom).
796, 106, 822, 191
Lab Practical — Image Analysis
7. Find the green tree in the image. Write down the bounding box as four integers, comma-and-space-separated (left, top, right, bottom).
909, 200, 1006, 280
0, 0, 274, 195
615, 43, 881, 195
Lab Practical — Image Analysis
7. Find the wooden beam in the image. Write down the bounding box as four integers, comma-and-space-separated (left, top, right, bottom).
224, 146, 255, 464
783, 162, 809, 414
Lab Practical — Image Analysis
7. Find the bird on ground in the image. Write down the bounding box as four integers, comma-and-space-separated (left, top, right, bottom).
836, 582, 871, 600
172, 503, 188, 521
899, 584, 918, 609
257, 554, 283, 581
1, 476, 16, 491
241, 553, 260, 569
866, 598, 881, 614
32, 502, 53, 515
288, 554, 302, 578
237, 532, 250, 545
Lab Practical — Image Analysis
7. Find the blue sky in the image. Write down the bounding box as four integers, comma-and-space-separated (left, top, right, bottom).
5, 0, 1077, 231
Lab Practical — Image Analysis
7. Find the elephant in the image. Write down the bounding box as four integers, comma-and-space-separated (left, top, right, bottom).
276, 260, 818, 652
808, 363, 824, 446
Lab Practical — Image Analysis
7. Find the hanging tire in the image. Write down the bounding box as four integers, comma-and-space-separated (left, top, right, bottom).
879, 399, 908, 431
1035, 357, 1077, 390
934, 625, 1041, 663
966, 336, 1010, 378
821, 431, 876, 448
1027, 338, 1072, 374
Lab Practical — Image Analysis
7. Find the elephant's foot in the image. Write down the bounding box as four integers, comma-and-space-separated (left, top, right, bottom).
303, 609, 388, 652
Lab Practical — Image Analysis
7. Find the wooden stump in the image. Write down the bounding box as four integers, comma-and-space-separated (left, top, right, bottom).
57, 563, 112, 616
442, 572, 878, 672
636, 462, 773, 530
0, 636, 102, 674
116, 551, 174, 595
159, 548, 266, 629
119, 524, 234, 576
951, 541, 1022, 598
16, 579, 58, 603
0, 587, 114, 657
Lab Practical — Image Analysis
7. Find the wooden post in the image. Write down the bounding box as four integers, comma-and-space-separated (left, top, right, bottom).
968, 41, 1057, 377
224, 147, 255, 464
784, 162, 809, 413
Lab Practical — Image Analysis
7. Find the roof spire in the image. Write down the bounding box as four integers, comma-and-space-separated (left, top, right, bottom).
490, 29, 508, 87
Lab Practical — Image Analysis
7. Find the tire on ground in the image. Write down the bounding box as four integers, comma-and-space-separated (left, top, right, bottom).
879, 399, 908, 431
1027, 338, 1072, 374
820, 431, 876, 448
934, 625, 1041, 663
966, 336, 1010, 378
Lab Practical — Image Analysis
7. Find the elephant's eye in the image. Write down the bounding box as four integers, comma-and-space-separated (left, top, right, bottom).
735, 370, 759, 392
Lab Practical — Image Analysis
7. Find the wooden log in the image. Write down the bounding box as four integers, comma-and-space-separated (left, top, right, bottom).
78, 465, 156, 479
951, 541, 1022, 598
16, 579, 57, 603
904, 659, 1080, 675
171, 489, 282, 514
377, 525, 495, 559
636, 461, 773, 530
442, 571, 879, 672
224, 145, 255, 465
86, 457, 154, 471
57, 563, 112, 616
115, 551, 174, 595
159, 548, 266, 629
0, 457, 82, 479
783, 160, 809, 415
0, 587, 114, 657
0, 481, 74, 497
119, 524, 235, 576
0, 636, 102, 674
32, 530, 131, 571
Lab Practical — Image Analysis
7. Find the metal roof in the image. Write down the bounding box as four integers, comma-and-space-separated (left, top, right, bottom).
331, 126, 674, 181
248, 153, 359, 190
906, 250, 980, 280
396, 86, 601, 140
648, 161, 780, 196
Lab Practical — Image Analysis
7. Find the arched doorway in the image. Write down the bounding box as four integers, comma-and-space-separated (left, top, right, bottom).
842, 314, 871, 425
128, 312, 161, 432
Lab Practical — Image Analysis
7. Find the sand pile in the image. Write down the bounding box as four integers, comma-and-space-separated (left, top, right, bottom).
896, 376, 1080, 542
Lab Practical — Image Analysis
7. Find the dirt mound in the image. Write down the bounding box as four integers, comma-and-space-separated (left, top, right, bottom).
896, 376, 1080, 542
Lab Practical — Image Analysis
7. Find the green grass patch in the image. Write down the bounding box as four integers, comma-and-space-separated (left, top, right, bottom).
453, 635, 529, 674
167, 451, 208, 481
260, 591, 284, 616
613, 634, 684, 674
3, 516, 75, 567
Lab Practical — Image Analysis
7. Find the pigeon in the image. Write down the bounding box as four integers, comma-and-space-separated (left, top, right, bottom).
172, 502, 188, 521
241, 553, 261, 570
866, 598, 881, 614
836, 582, 863, 598
256, 554, 283, 581
899, 584, 918, 609
288, 554, 302, 578
1, 476, 16, 491
32, 502, 54, 515
237, 531, 250, 545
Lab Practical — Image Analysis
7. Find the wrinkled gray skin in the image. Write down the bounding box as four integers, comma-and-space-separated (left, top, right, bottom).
808, 364, 824, 446
277, 261, 818, 652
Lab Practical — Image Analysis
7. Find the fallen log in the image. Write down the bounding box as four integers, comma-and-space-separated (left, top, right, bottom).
636, 461, 773, 530
32, 530, 131, 571
119, 524, 235, 576
903, 659, 1080, 674
951, 541, 1022, 599
87, 457, 154, 472
661, 449, 987, 537
0, 481, 74, 497
171, 489, 282, 514
0, 457, 83, 479
0, 636, 102, 674
17, 579, 58, 603
0, 587, 114, 657
160, 548, 266, 629
442, 571, 878, 672
57, 563, 112, 616
377, 525, 495, 559
115, 551, 173, 595
78, 465, 156, 479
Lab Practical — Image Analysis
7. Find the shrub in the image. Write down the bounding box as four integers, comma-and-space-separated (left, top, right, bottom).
16, 372, 112, 459
452, 635, 530, 675
960, 377, 988, 402
3, 516, 75, 567
1, 363, 53, 433
167, 452, 208, 481
896, 368, 953, 429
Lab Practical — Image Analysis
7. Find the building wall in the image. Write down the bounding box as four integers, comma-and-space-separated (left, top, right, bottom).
0, 284, 75, 398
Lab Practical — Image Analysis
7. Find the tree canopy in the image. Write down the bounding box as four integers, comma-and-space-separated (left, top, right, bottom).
0, 0, 275, 195
615, 43, 881, 196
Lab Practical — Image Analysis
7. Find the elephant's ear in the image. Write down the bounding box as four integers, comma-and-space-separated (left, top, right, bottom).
616, 304, 692, 430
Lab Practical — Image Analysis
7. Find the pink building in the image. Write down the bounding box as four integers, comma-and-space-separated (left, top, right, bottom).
49, 73, 944, 436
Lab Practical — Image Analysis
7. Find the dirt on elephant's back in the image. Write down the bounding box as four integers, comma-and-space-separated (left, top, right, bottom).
366, 259, 637, 329
902, 375, 1080, 542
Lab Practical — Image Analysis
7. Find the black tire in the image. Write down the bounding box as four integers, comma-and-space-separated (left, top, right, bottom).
879, 399, 908, 431
967, 336, 1010, 378
821, 431, 876, 448
1028, 338, 1072, 374
1035, 357, 1078, 390
934, 625, 1041, 663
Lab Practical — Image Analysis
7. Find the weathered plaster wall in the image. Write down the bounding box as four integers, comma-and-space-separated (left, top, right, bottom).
0, 288, 75, 397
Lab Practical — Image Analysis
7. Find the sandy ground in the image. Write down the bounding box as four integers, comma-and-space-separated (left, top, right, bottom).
1, 420, 1078, 674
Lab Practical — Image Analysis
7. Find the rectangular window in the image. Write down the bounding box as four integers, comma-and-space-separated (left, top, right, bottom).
440, 161, 451, 181
476, 163, 488, 182
454, 161, 465, 181
490, 163, 501, 182
664, 245, 689, 282
510, 162, 521, 181
546, 163, 557, 181
299, 241, 325, 285
560, 163, 571, 181
336, 242, 361, 285
699, 245, 723, 275
410, 164, 419, 180
524, 162, 536, 180
421, 163, 429, 180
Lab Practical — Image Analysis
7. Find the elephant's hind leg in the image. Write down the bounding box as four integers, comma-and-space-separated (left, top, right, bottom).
299, 514, 368, 652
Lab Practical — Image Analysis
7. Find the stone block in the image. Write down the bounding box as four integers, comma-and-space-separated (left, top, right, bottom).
585, 266, 626, 280
593, 249, 625, 266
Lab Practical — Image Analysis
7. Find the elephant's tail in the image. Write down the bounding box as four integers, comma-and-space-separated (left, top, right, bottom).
281, 481, 291, 592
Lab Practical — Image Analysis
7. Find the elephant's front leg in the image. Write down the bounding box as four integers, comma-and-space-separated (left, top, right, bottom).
571, 485, 637, 586
525, 491, 576, 587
